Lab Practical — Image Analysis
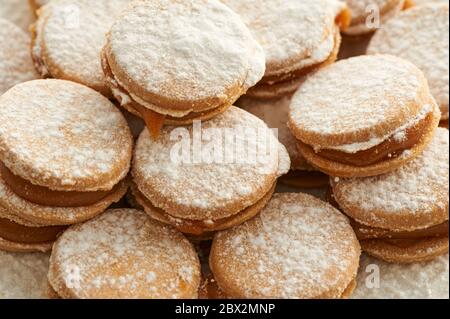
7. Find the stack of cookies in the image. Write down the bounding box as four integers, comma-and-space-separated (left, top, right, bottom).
0, 0, 448, 300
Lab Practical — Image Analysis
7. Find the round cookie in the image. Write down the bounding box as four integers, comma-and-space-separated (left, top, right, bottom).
221, 0, 351, 99
331, 128, 449, 263
288, 55, 441, 178
0, 79, 132, 226
210, 193, 360, 299
48, 209, 201, 299
344, 0, 410, 36
414, 0, 448, 5
0, 0, 35, 32
0, 19, 39, 96
31, 0, 132, 97
132, 106, 290, 236
102, 0, 265, 138
0, 250, 50, 298
238, 96, 329, 188
352, 253, 449, 299
367, 4, 449, 121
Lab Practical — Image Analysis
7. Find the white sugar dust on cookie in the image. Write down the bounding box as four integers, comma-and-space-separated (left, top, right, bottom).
0, 80, 132, 229
0, 251, 49, 299
368, 3, 449, 120
132, 107, 290, 236
289, 55, 441, 178
103, 0, 265, 138
352, 254, 449, 299
222, 0, 350, 99
0, 19, 39, 95
32, 0, 132, 96
210, 193, 361, 299
332, 128, 449, 263
48, 209, 201, 299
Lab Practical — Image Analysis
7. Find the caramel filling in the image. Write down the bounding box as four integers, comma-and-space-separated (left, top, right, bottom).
352, 220, 449, 241
102, 50, 226, 140
312, 112, 432, 167
1, 163, 118, 207
134, 184, 275, 235
0, 217, 65, 244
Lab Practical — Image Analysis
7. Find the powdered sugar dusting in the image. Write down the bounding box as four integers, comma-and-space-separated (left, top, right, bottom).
212, 193, 360, 298
0, 251, 49, 299
0, 80, 132, 191
334, 128, 449, 225
35, 0, 132, 94
289, 55, 427, 147
107, 0, 265, 102
133, 107, 284, 221
368, 4, 449, 119
220, 0, 347, 76
352, 253, 449, 299
49, 209, 200, 299
0, 19, 39, 95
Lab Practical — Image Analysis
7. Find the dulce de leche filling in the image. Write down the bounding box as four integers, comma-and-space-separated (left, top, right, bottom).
0, 217, 66, 244
102, 50, 226, 140
313, 111, 433, 166
352, 219, 449, 241
1, 163, 118, 207
133, 183, 275, 236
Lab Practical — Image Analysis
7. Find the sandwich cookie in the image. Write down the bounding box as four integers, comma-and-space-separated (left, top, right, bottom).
352, 254, 449, 299
0, 250, 50, 299
209, 193, 361, 299
0, 80, 132, 250
0, 0, 35, 32
238, 97, 329, 188
31, 0, 132, 97
221, 0, 351, 99
367, 3, 449, 124
48, 209, 201, 299
331, 128, 449, 263
102, 0, 265, 139
132, 107, 290, 237
288, 55, 441, 178
339, 0, 411, 59
0, 19, 39, 96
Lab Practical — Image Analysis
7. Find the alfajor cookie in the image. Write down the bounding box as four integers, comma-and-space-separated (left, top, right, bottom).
0, 80, 132, 251
132, 106, 290, 236
331, 128, 449, 263
238, 96, 329, 189
209, 193, 361, 299
367, 3, 449, 122
288, 55, 441, 178
31, 0, 132, 97
352, 253, 449, 299
221, 0, 351, 99
0, 250, 50, 299
0, 0, 35, 32
102, 0, 265, 139
0, 19, 39, 96
48, 209, 201, 299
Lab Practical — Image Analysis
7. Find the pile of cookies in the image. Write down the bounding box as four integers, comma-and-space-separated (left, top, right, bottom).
0, 0, 448, 299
